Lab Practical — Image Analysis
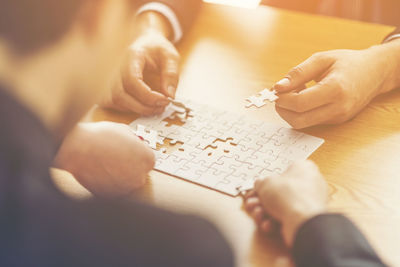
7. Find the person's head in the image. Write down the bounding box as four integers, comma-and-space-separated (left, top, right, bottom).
0, 0, 140, 137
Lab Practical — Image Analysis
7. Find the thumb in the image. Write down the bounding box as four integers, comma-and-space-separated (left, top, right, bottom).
274, 52, 334, 93
161, 56, 179, 98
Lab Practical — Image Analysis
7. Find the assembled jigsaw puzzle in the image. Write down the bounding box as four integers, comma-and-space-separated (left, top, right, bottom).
130, 99, 324, 196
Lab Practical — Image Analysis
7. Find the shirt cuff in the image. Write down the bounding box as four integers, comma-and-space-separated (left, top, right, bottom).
136, 2, 183, 43
383, 33, 400, 43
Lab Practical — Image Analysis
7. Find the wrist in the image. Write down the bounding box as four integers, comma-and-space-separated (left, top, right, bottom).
53, 123, 89, 171
369, 39, 400, 95
281, 207, 326, 247
135, 11, 172, 40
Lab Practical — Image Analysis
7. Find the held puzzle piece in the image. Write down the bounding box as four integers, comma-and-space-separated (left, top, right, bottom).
245, 88, 278, 108
130, 99, 324, 196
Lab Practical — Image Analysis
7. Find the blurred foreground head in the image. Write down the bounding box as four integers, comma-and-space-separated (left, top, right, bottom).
0, 0, 139, 137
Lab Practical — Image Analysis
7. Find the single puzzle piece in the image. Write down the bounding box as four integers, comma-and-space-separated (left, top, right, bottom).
175, 161, 209, 182
266, 156, 293, 174
229, 161, 263, 180
228, 143, 258, 163
257, 140, 285, 156
238, 168, 275, 193
259, 89, 279, 102
245, 89, 278, 108
246, 151, 273, 170
245, 95, 267, 108
270, 127, 303, 146
197, 168, 232, 192
133, 124, 164, 149
190, 147, 228, 168
169, 143, 202, 163
156, 154, 189, 173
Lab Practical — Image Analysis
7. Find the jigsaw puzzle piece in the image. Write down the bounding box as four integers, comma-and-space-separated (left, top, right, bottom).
155, 154, 189, 174
210, 155, 238, 174
214, 178, 241, 196
169, 144, 201, 162
190, 147, 227, 168
175, 161, 209, 182
259, 89, 279, 102
245, 95, 267, 108
130, 104, 176, 127
257, 140, 285, 156
196, 168, 231, 191
153, 149, 169, 160
229, 161, 263, 179
270, 127, 303, 146
272, 132, 324, 161
266, 156, 293, 174
245, 89, 278, 108
245, 150, 273, 170
195, 134, 219, 149
254, 168, 275, 180
217, 126, 250, 145
226, 144, 257, 163
132, 124, 164, 149
237, 168, 275, 193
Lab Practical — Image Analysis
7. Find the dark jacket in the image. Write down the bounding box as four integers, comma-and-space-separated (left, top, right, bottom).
0, 85, 234, 267
141, 0, 202, 38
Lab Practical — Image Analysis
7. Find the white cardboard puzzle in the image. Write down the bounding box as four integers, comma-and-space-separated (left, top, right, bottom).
130, 99, 324, 196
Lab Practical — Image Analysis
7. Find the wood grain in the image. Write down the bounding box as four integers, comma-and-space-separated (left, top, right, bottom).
53, 4, 400, 266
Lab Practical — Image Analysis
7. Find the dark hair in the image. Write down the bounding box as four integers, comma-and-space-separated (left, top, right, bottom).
0, 0, 138, 55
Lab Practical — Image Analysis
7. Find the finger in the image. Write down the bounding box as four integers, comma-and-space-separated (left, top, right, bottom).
273, 53, 334, 93
117, 91, 160, 116
244, 190, 257, 199
260, 219, 273, 233
275, 80, 338, 113
276, 103, 338, 129
161, 57, 179, 98
252, 206, 265, 224
275, 84, 306, 96
254, 178, 268, 193
153, 106, 166, 115
125, 57, 169, 107
244, 197, 261, 211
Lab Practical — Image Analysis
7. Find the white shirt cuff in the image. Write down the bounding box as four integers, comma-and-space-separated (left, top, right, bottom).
136, 2, 183, 43
384, 33, 400, 43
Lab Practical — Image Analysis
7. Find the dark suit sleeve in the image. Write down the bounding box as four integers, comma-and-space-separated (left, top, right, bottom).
139, 0, 202, 39
19, 189, 235, 267
292, 214, 388, 267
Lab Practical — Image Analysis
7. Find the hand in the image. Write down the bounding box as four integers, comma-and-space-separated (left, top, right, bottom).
101, 12, 180, 115
244, 160, 328, 247
53, 122, 155, 198
273, 40, 400, 129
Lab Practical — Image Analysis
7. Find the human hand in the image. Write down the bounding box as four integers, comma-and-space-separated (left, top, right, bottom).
273, 40, 400, 129
101, 12, 180, 115
53, 122, 155, 198
244, 160, 328, 247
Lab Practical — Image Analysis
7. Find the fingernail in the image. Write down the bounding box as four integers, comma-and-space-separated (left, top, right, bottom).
156, 100, 169, 107
167, 85, 176, 98
274, 78, 291, 88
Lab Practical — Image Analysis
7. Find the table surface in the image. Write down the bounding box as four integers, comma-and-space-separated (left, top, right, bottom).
54, 4, 400, 267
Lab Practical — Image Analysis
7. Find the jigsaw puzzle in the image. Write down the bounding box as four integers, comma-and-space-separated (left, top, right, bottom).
130, 99, 324, 196
246, 88, 278, 108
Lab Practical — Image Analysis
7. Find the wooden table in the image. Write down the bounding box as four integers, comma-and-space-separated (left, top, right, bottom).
54, 4, 400, 266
